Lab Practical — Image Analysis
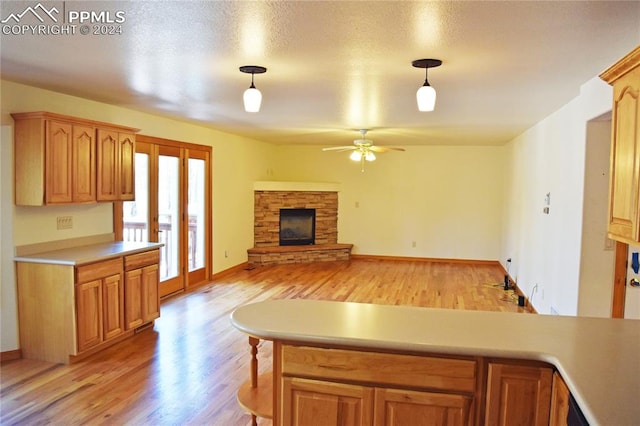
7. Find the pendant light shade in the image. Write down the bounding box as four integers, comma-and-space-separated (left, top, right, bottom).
239, 65, 267, 112
416, 84, 436, 112
243, 85, 262, 112
412, 59, 442, 112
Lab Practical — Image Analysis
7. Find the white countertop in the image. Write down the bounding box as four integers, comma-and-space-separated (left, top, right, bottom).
14, 241, 163, 265
231, 299, 640, 426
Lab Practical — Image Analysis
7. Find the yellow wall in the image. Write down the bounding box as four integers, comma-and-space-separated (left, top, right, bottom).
272, 144, 505, 260
0, 80, 276, 351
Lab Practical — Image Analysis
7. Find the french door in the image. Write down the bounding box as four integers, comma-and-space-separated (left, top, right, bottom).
116, 136, 211, 298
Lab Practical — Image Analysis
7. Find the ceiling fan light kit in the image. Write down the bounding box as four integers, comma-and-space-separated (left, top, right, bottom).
323, 129, 404, 172
239, 65, 267, 112
412, 58, 442, 112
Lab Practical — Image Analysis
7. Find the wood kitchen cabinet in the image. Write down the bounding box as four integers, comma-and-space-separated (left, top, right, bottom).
75, 258, 124, 352
276, 344, 478, 426
549, 372, 570, 426
600, 46, 640, 244
97, 129, 136, 201
12, 111, 139, 206
283, 377, 373, 426
16, 244, 160, 364
484, 361, 553, 426
374, 387, 472, 426
124, 250, 160, 330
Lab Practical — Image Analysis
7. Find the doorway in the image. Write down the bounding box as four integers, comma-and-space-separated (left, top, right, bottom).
115, 136, 212, 297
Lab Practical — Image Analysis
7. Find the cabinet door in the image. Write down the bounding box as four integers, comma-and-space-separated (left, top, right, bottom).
102, 273, 124, 340
282, 377, 373, 426
484, 363, 553, 426
72, 124, 96, 203
97, 129, 119, 201
119, 133, 136, 201
76, 279, 103, 352
374, 388, 472, 426
608, 65, 640, 243
125, 268, 144, 330
141, 263, 160, 323
45, 120, 73, 204
549, 372, 569, 426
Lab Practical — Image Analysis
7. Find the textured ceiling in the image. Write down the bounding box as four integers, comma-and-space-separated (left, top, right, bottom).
1, 1, 639, 147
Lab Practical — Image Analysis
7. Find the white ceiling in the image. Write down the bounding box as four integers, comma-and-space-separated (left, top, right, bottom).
1, 1, 639, 147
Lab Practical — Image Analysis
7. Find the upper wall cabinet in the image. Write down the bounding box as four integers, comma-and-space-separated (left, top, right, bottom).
600, 46, 640, 245
12, 112, 139, 206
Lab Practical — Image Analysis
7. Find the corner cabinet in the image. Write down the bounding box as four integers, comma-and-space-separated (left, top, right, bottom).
15, 247, 160, 364
12, 111, 139, 206
600, 46, 640, 244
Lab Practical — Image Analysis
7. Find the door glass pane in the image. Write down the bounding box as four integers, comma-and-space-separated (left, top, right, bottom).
188, 158, 205, 271
122, 153, 149, 242
158, 155, 179, 281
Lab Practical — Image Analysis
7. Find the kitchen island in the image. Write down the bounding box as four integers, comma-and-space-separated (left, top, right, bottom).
231, 299, 639, 425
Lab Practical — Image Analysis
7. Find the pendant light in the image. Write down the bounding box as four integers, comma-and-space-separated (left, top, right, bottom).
239, 65, 267, 112
412, 59, 442, 112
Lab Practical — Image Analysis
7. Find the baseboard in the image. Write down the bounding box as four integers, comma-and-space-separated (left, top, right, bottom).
211, 262, 250, 280
351, 254, 501, 266
1, 349, 22, 363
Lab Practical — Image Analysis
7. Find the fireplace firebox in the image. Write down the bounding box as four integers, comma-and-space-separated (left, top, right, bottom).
279, 208, 315, 246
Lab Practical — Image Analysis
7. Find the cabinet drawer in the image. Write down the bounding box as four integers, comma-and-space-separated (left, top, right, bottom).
281, 345, 477, 393
76, 258, 122, 283
124, 249, 159, 271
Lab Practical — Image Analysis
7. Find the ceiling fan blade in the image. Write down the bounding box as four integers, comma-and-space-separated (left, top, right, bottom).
322, 146, 356, 152
369, 146, 406, 153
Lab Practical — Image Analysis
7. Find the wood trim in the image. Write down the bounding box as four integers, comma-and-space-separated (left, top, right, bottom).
10, 111, 140, 133
351, 254, 501, 266
137, 134, 213, 153
612, 241, 628, 318
0, 349, 22, 363
600, 45, 640, 84
211, 262, 249, 280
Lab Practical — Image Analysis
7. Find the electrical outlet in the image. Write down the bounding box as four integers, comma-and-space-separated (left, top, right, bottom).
56, 216, 72, 230
604, 236, 615, 251
355, 201, 359, 208
224, 249, 228, 258
412, 241, 416, 248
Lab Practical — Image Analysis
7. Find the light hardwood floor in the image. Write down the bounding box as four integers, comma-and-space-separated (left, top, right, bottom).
1, 259, 527, 425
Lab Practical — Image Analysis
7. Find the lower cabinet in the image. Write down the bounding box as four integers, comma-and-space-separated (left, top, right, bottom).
374, 387, 472, 426
484, 362, 553, 426
549, 372, 570, 426
277, 344, 478, 426
16, 247, 160, 364
281, 377, 472, 426
75, 258, 124, 352
283, 377, 374, 426
273, 344, 558, 426
124, 250, 160, 330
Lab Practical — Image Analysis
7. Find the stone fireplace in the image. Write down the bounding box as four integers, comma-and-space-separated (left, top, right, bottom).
248, 182, 352, 266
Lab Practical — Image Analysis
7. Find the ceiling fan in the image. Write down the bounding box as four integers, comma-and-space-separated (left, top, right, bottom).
322, 129, 405, 172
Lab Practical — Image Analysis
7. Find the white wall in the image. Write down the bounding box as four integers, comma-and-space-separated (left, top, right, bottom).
578, 119, 615, 317
501, 77, 614, 315
273, 144, 505, 261
0, 80, 276, 352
